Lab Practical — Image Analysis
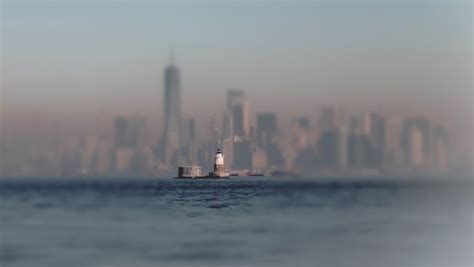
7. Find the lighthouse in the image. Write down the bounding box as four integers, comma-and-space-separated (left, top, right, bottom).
214, 149, 225, 172
211, 149, 230, 178
176, 148, 230, 179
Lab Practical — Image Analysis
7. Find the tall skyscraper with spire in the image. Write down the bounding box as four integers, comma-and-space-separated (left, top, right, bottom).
160, 52, 181, 165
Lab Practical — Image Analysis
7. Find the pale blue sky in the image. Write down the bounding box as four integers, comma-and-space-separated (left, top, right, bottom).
1, 0, 472, 130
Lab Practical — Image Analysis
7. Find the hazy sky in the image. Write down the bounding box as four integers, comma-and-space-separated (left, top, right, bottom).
1, 1, 472, 138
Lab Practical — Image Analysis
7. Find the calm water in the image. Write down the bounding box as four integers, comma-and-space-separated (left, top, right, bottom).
0, 177, 472, 267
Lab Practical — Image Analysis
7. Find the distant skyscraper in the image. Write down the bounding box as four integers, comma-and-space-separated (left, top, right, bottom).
384, 116, 403, 169
222, 112, 232, 140
114, 147, 135, 173
181, 118, 197, 164
255, 112, 284, 170
291, 116, 311, 151
402, 117, 432, 168
361, 112, 385, 167
296, 117, 310, 132
79, 135, 98, 175
227, 89, 245, 110
95, 136, 113, 175
408, 127, 424, 167
252, 149, 267, 171
256, 112, 277, 149
114, 116, 146, 149
114, 117, 129, 148
222, 138, 233, 170
432, 125, 449, 171
347, 116, 370, 168
319, 129, 341, 169
319, 106, 343, 132
338, 124, 348, 170
129, 116, 147, 149
233, 140, 252, 170
227, 89, 249, 140
160, 56, 182, 164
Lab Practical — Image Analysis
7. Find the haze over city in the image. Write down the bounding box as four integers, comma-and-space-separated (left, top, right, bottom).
0, 0, 472, 177
1, 2, 473, 267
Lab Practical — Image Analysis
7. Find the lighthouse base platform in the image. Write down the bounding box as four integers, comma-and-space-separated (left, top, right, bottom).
175, 171, 230, 179
175, 175, 229, 179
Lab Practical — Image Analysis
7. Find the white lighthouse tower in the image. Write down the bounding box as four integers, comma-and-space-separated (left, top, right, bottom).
177, 148, 230, 179
211, 149, 230, 178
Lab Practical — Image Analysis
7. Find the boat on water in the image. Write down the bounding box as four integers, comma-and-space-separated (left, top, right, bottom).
176, 149, 230, 179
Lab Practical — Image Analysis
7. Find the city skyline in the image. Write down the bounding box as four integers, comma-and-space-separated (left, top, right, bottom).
0, 55, 464, 177
0, 1, 472, 176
